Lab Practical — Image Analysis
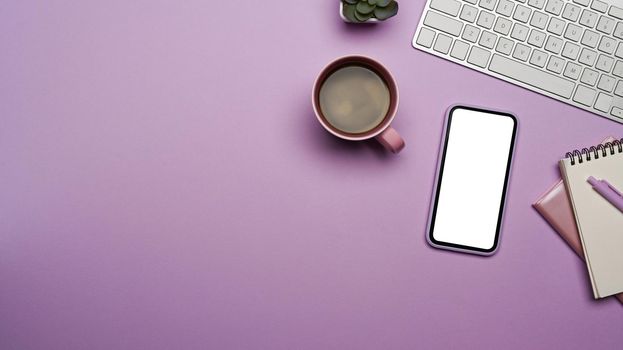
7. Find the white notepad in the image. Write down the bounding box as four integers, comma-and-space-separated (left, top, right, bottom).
560, 139, 623, 299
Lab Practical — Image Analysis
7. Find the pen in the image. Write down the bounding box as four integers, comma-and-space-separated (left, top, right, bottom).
587, 176, 623, 214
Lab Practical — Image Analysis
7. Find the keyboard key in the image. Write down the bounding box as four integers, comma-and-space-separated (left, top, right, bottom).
513, 43, 532, 61
595, 54, 614, 72
580, 29, 599, 48
596, 15, 615, 34
579, 48, 597, 65
614, 23, 623, 39
434, 33, 454, 53
489, 54, 575, 98
598, 74, 616, 91
547, 56, 565, 73
416, 28, 437, 48
547, 17, 565, 35
612, 106, 623, 118
528, 0, 545, 9
511, 23, 530, 41
494, 17, 512, 35
479, 0, 497, 11
424, 11, 463, 36
527, 29, 546, 47
460, 4, 478, 22
477, 11, 495, 29
496, 37, 515, 54
562, 3, 581, 21
617, 43, 623, 58
479, 31, 498, 48
613, 61, 623, 77
545, 0, 564, 15
530, 49, 548, 67
573, 85, 597, 105
514, 5, 532, 22
591, 0, 608, 13
544, 35, 563, 54
564, 23, 583, 41
450, 40, 470, 60
573, 0, 589, 6
598, 36, 616, 54
608, 106, 623, 118
530, 11, 549, 29
615, 81, 623, 96
609, 6, 623, 20
430, 0, 462, 16
467, 46, 491, 67
496, 0, 514, 16
564, 62, 582, 79
579, 9, 598, 27
581, 67, 599, 85
464, 0, 478, 4
594, 92, 612, 112
562, 42, 581, 60
462, 24, 481, 42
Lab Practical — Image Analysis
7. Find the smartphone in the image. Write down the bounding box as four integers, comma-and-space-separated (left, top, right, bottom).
427, 106, 518, 256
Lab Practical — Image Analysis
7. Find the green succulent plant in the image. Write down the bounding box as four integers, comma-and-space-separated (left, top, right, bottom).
342, 0, 399, 23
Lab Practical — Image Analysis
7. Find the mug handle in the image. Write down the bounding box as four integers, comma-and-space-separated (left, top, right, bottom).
375, 127, 405, 153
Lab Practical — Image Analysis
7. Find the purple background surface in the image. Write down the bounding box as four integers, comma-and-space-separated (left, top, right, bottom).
1, 1, 623, 349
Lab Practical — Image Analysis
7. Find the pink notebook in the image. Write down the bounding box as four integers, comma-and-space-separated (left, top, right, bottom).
533, 137, 623, 304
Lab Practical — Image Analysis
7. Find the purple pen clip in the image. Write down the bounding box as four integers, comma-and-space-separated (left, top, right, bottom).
606, 181, 623, 197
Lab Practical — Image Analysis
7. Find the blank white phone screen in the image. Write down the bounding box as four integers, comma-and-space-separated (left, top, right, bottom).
430, 108, 516, 251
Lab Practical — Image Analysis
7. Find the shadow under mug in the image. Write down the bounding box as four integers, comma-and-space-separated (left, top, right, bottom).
312, 55, 405, 153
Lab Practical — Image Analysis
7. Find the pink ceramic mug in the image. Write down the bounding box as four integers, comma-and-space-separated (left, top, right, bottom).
312, 55, 405, 153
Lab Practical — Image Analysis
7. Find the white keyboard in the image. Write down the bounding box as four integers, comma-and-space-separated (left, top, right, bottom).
413, 0, 623, 123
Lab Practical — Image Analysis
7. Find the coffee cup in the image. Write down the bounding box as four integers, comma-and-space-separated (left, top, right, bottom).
312, 55, 405, 153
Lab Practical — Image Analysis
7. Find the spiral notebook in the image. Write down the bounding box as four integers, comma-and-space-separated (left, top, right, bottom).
559, 138, 623, 299
534, 137, 623, 304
